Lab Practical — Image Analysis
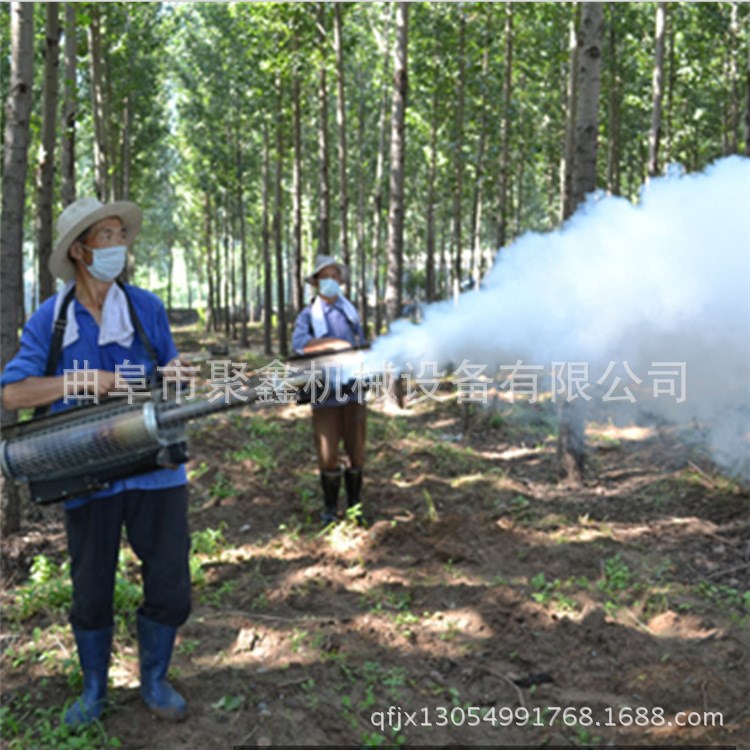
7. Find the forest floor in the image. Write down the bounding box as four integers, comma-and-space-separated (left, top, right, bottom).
1, 323, 749, 750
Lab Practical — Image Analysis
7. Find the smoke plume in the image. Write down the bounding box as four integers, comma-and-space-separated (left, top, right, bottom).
365, 156, 750, 478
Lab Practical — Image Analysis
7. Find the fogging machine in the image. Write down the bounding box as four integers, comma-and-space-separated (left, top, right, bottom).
0, 349, 372, 505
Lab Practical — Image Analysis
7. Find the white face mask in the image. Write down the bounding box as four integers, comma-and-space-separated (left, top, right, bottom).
84, 245, 127, 282
319, 277, 342, 299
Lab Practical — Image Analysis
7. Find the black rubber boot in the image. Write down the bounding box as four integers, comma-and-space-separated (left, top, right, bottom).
63, 627, 113, 727
137, 613, 187, 721
320, 470, 342, 525
344, 468, 366, 525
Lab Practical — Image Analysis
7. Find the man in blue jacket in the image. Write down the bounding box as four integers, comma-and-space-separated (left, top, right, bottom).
1, 198, 191, 726
291, 255, 368, 525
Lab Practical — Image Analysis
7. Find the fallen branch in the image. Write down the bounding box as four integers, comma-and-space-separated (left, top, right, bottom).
704, 561, 750, 580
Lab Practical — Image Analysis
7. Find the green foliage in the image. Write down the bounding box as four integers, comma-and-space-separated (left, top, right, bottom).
529, 573, 580, 612
0, 697, 121, 749
191, 523, 227, 556
211, 694, 245, 712
227, 443, 277, 472
208, 472, 235, 501
694, 581, 750, 613
190, 523, 227, 590
10, 555, 73, 621
13, 1, 747, 318
597, 554, 634, 594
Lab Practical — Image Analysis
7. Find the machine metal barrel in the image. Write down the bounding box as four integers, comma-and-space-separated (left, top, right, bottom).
0, 352, 367, 504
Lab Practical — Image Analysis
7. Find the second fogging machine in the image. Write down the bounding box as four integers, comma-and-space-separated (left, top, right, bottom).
0, 349, 371, 506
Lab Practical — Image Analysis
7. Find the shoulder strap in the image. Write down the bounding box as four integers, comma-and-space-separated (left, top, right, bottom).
33, 285, 77, 418
309, 297, 359, 340
33, 284, 161, 417
117, 282, 159, 379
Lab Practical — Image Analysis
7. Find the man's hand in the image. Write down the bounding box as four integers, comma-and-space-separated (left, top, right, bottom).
303, 338, 352, 354
159, 357, 201, 383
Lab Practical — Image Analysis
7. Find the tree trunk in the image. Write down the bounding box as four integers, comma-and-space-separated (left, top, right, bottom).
648, 2, 667, 177
88, 5, 109, 202
1, 2, 34, 535
515, 152, 524, 235
292, 28, 303, 316
317, 3, 330, 257
439, 211, 449, 299
121, 94, 131, 200
262, 121, 273, 356
727, 2, 740, 155
121, 8, 133, 202
470, 16, 492, 287
372, 3, 392, 336
426, 82, 438, 303
60, 3, 77, 207
237, 141, 249, 347
572, 1, 604, 207
223, 206, 230, 338
664, 9, 676, 164
355, 76, 368, 330
384, 2, 408, 325
746, 9, 750, 157
451, 8, 466, 301
606, 2, 621, 196
231, 211, 238, 341
274, 76, 287, 357
560, 1, 604, 486
560, 2, 580, 222
333, 4, 350, 294
167, 245, 174, 314
497, 2, 514, 247
36, 2, 61, 305
204, 192, 215, 333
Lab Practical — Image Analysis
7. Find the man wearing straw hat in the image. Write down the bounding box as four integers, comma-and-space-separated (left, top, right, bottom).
1, 198, 193, 726
292, 254, 368, 525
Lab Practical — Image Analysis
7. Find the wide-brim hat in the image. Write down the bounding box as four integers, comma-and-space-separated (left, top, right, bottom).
304, 254, 349, 286
49, 197, 143, 281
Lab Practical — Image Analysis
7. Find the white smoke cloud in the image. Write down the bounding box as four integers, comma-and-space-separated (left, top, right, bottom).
365, 156, 750, 477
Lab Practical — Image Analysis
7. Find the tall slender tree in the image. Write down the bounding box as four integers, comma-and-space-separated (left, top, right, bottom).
497, 2, 514, 246
469, 9, 492, 286
385, 2, 408, 325
317, 3, 331, 257
204, 192, 215, 333
60, 3, 77, 207
561, 2, 581, 222
727, 2, 740, 155
425, 75, 439, 303
559, 1, 605, 486
274, 74, 287, 356
648, 2, 667, 176
291, 25, 304, 315
36, 2, 61, 304
606, 2, 622, 195
572, 2, 604, 207
333, 4, 350, 294
88, 4, 109, 201
451, 7, 466, 300
262, 121, 273, 356
746, 10, 750, 156
372, 3, 392, 335
1, 2, 34, 534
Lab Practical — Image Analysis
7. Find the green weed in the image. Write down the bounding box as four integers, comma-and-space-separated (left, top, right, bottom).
211, 694, 244, 712
208, 472, 235, 500
0, 699, 121, 749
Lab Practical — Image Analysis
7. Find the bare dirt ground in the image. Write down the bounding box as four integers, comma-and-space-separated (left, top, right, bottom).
1, 325, 748, 749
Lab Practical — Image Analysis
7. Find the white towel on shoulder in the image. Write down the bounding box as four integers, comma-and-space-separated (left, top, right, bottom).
52, 280, 135, 350
310, 294, 361, 340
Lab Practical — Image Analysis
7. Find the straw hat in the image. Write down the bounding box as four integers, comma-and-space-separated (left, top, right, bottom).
49, 197, 143, 281
304, 254, 349, 286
